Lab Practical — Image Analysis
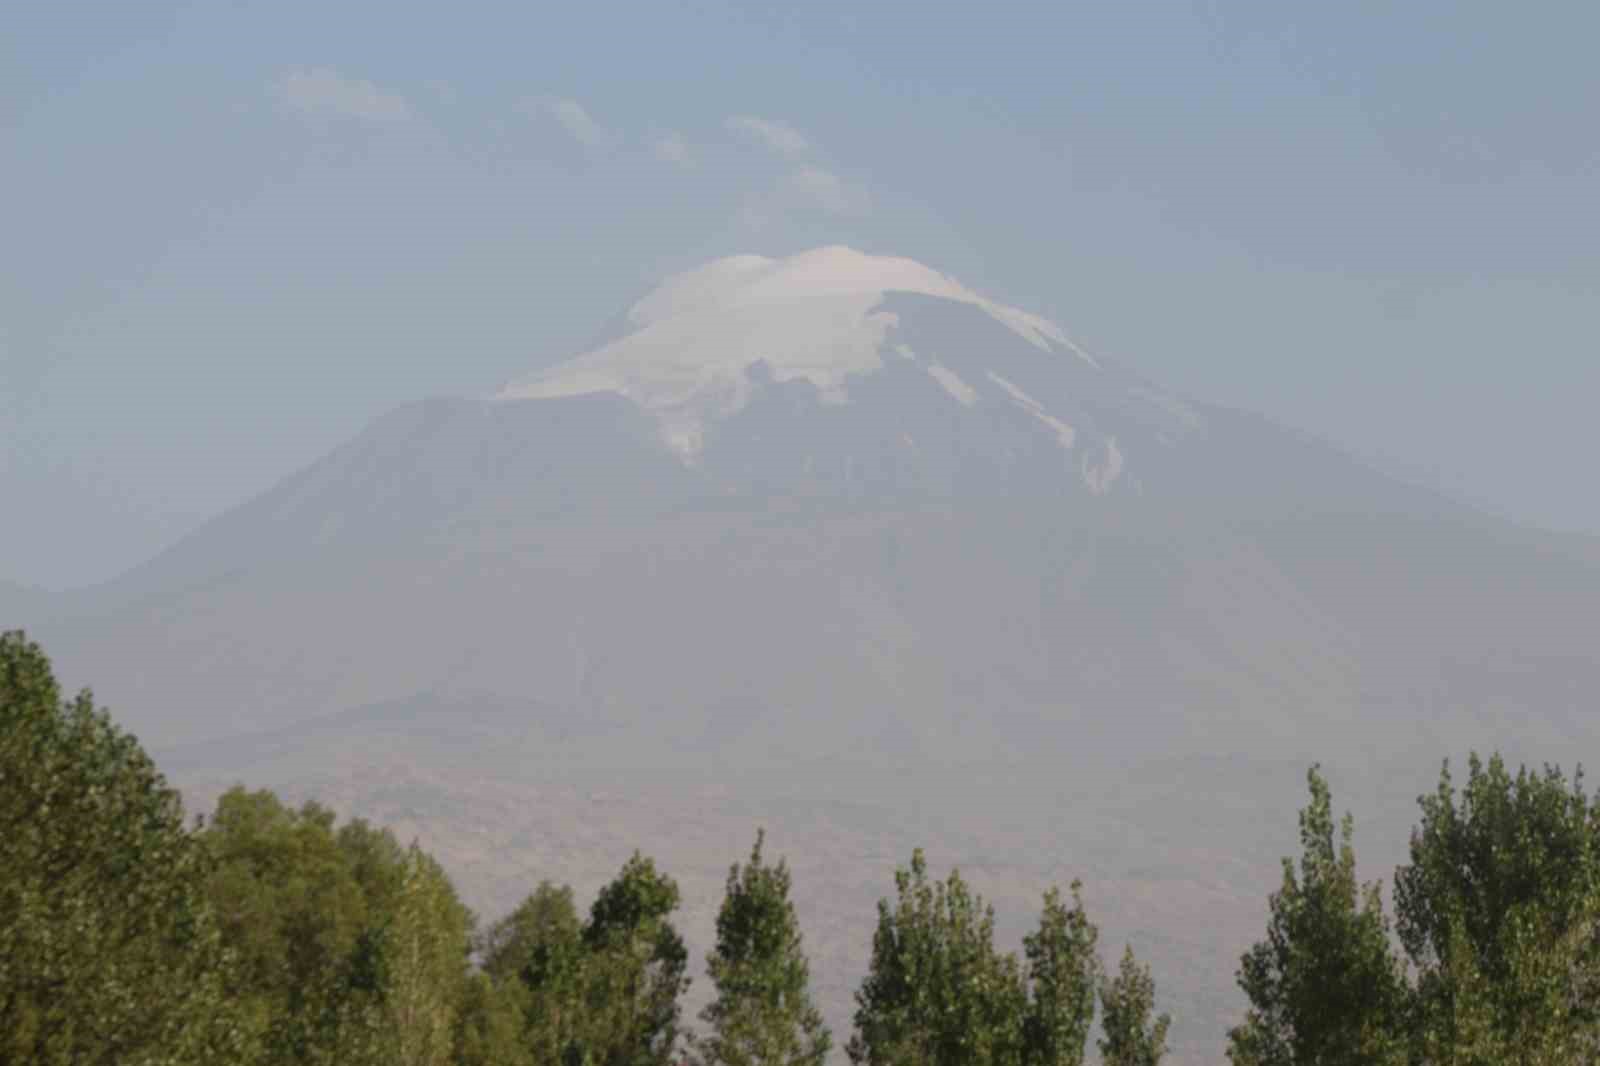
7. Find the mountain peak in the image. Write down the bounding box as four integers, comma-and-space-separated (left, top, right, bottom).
495, 248, 1105, 459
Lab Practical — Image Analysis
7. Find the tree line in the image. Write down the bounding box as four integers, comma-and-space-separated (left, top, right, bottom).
4, 628, 1599, 1064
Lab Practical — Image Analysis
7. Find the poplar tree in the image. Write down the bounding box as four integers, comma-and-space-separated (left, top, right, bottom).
480, 881, 588, 1064
848, 849, 1028, 1066
1021, 883, 1099, 1066
1227, 766, 1408, 1066
453, 970, 527, 1066
696, 831, 831, 1066
1098, 946, 1170, 1066
379, 846, 474, 1066
579, 852, 691, 1066
1397, 754, 1600, 1063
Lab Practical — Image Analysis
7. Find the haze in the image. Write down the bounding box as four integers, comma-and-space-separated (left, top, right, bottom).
5, 1, 1600, 588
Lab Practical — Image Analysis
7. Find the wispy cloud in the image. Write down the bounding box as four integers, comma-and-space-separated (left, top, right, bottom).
653, 131, 694, 168
739, 165, 872, 230
525, 95, 615, 148
782, 166, 869, 216
725, 115, 809, 158
273, 69, 411, 122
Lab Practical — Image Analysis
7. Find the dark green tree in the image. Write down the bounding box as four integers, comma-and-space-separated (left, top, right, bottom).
1098, 946, 1170, 1066
847, 849, 1028, 1066
695, 831, 831, 1066
1021, 883, 1099, 1066
579, 852, 692, 1066
1227, 766, 1408, 1066
453, 971, 527, 1066
0, 630, 257, 1065
481, 880, 584, 990
480, 881, 588, 1064
1396, 754, 1600, 1063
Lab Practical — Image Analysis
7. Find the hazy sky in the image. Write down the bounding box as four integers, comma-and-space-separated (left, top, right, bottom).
5, 0, 1598, 588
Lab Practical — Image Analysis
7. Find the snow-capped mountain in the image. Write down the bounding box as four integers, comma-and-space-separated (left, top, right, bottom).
11, 247, 1600, 1064
498, 246, 1192, 495
26, 245, 1597, 755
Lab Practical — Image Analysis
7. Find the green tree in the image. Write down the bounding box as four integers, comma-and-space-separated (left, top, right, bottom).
203, 787, 375, 1060
1098, 946, 1170, 1066
1396, 754, 1600, 1063
695, 830, 831, 1066
578, 852, 692, 1066
379, 845, 475, 1066
481, 880, 584, 990
453, 972, 528, 1066
1227, 766, 1408, 1066
847, 849, 1028, 1066
201, 785, 475, 1066
0, 630, 257, 1065
203, 786, 406, 1063
479, 881, 587, 1064
1021, 883, 1099, 1066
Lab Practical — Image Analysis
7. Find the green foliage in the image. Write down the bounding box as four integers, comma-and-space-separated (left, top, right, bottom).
1098, 946, 1170, 1066
696, 830, 831, 1066
378, 846, 475, 1066
481, 880, 584, 991
480, 881, 587, 1064
32, 620, 1600, 1066
1227, 766, 1408, 1066
203, 787, 390, 1062
1021, 883, 1099, 1066
0, 629, 258, 1065
578, 852, 692, 1066
203, 787, 379, 1058
453, 972, 527, 1066
1396, 754, 1600, 1063
490, 856, 689, 1066
847, 849, 1030, 1066
201, 785, 474, 1066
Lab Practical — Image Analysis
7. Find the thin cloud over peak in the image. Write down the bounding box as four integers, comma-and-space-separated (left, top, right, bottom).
272, 68, 411, 122
738, 164, 872, 231
653, 131, 694, 168
725, 115, 809, 158
784, 166, 870, 216
525, 95, 615, 148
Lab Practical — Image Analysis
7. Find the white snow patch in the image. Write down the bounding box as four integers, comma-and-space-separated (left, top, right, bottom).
626, 255, 777, 327
986, 371, 1075, 449
928, 364, 978, 406
1082, 438, 1125, 495
496, 246, 1098, 455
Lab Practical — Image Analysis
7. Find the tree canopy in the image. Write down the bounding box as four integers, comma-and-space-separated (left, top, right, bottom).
847, 850, 1107, 1066
0, 630, 257, 1065
1099, 945, 1171, 1066
1228, 767, 1410, 1066
696, 830, 831, 1066
1397, 755, 1600, 1064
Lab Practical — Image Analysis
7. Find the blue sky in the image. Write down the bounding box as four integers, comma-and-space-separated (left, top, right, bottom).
4, 0, 1598, 586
